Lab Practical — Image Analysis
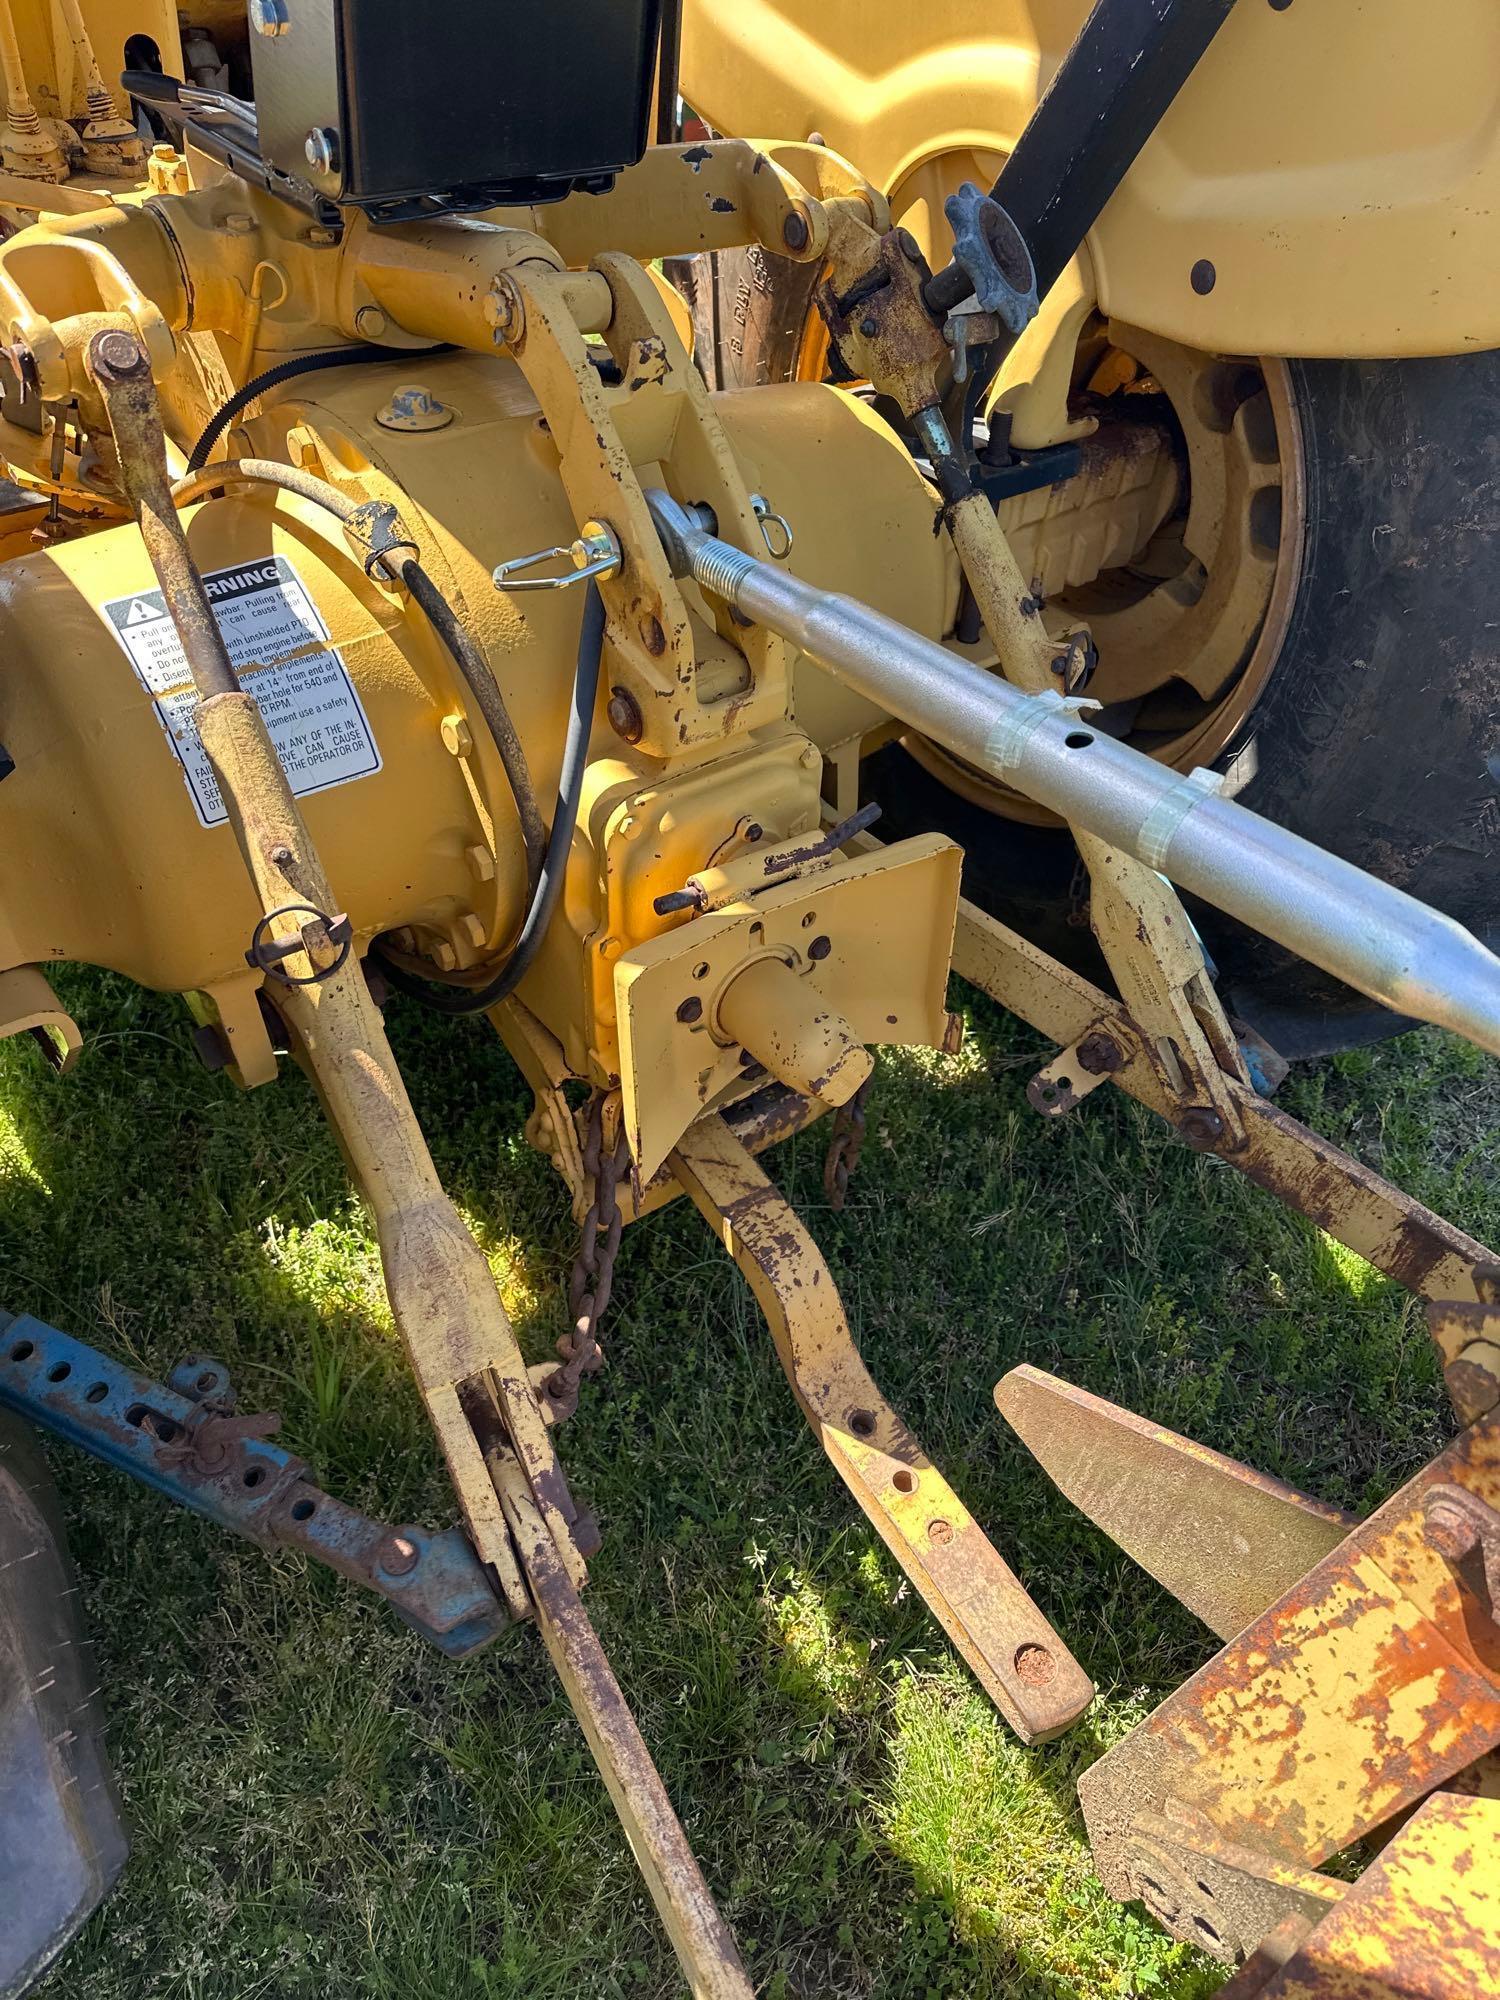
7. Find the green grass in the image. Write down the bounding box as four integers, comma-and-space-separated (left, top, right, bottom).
4, 966, 1496, 1999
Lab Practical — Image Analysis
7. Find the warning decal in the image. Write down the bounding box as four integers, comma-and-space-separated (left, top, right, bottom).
101, 555, 382, 829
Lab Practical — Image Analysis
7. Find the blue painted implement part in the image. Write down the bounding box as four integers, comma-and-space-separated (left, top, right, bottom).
0, 1311, 514, 1658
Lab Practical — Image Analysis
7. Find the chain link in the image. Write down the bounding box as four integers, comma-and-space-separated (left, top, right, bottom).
822, 1072, 873, 1211
546, 1090, 629, 1421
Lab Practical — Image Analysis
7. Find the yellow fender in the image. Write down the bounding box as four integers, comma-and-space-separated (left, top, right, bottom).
681, 0, 1500, 358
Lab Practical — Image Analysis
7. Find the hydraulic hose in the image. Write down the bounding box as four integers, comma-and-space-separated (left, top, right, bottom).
369, 580, 605, 1016
167, 456, 547, 898
185, 343, 454, 472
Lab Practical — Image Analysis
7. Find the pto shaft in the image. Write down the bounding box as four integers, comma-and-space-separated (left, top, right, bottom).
646, 493, 1500, 1058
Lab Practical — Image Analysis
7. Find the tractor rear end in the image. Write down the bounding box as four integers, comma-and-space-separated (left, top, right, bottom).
0, 3, 1496, 1994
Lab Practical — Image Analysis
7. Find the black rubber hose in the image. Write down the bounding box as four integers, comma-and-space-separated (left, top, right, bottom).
167, 456, 546, 892
185, 344, 453, 473
369, 580, 606, 1016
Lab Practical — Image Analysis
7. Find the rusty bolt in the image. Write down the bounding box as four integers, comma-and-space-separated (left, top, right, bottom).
859, 314, 879, 338
378, 1532, 420, 1577
639, 614, 666, 657
268, 842, 293, 868
676, 996, 703, 1025
1423, 1487, 1482, 1564
781, 211, 809, 252
606, 686, 644, 743
1077, 1032, 1125, 1076
1178, 1106, 1225, 1150
1013, 1642, 1056, 1687
927, 1518, 954, 1546
88, 328, 146, 379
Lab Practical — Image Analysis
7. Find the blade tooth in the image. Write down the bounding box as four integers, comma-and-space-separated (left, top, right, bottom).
995, 1365, 1355, 1640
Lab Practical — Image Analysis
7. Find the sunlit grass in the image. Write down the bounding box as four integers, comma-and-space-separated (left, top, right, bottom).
1, 965, 1493, 1997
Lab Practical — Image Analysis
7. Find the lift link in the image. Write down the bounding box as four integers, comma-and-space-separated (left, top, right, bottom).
87, 321, 753, 2000
814, 204, 1252, 1148
82, 324, 574, 1611
671, 1115, 1093, 1743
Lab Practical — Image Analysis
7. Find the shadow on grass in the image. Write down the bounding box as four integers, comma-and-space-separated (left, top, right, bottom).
0, 962, 1493, 1997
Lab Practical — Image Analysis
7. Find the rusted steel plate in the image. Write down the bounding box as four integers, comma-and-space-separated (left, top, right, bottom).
996, 1366, 1357, 1641
672, 1114, 1094, 1744
952, 899, 1496, 1304
1255, 1791, 1500, 1998
1078, 1418, 1500, 1901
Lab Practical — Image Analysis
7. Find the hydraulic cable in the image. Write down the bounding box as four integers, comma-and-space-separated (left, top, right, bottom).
185, 343, 454, 473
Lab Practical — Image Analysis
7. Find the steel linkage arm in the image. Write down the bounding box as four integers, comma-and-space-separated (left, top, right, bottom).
671, 1113, 1094, 1743
85, 325, 752, 1999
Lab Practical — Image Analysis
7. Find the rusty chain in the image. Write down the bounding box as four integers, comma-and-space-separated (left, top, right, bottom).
546, 1090, 629, 1421
822, 1072, 873, 1211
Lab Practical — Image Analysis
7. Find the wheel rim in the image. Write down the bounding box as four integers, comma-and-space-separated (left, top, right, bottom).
778, 139, 1308, 822
904, 334, 1306, 823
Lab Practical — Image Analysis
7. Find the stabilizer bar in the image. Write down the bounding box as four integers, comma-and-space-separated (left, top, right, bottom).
646, 493, 1500, 1059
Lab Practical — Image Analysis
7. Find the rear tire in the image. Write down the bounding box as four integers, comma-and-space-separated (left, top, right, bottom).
690, 246, 1500, 1055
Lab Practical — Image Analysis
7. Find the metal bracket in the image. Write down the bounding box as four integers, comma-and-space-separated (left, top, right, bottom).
0, 1312, 513, 1658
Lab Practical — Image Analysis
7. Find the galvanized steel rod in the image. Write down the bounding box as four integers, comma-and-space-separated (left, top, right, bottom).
645, 494, 1500, 1058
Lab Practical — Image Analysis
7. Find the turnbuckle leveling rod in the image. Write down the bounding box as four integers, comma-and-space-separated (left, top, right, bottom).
646, 491, 1500, 1059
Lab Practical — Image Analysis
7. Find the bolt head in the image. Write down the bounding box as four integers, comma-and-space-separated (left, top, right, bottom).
377, 1532, 420, 1577
897, 228, 923, 262
91, 328, 144, 376
859, 314, 879, 338
606, 687, 644, 744
781, 211, 809, 252
439, 713, 473, 759
1178, 1106, 1225, 1150
304, 126, 340, 176
676, 996, 703, 1024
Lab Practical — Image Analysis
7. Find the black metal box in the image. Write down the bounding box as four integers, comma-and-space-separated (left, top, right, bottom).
249, 0, 662, 216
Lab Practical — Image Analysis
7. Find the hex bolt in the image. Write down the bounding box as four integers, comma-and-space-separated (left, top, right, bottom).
781, 211, 809, 252
607, 686, 644, 743
1178, 1106, 1225, 1149
377, 1532, 420, 1577
1077, 1031, 1125, 1076
440, 713, 473, 759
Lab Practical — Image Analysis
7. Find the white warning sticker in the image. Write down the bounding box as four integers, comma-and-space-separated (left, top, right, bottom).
100, 555, 382, 829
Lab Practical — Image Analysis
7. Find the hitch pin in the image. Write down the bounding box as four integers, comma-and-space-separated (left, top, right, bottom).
492, 520, 621, 592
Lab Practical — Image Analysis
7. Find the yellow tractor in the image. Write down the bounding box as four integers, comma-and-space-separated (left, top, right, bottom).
0, 2, 1495, 1993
